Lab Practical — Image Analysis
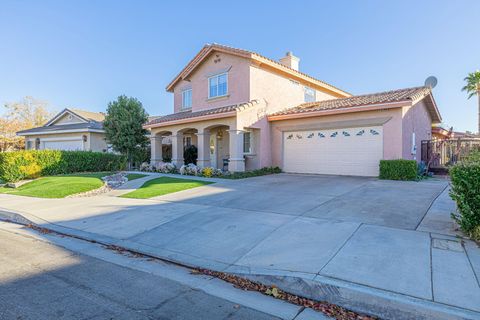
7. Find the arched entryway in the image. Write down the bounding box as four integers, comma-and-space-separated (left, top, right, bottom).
199, 125, 230, 170
176, 128, 199, 165
150, 130, 172, 167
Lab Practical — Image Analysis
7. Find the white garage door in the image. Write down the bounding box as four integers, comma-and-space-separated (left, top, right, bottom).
43, 140, 84, 151
283, 126, 383, 176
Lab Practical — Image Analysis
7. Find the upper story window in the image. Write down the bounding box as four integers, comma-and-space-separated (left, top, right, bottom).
182, 89, 192, 109
304, 86, 316, 102
208, 73, 228, 98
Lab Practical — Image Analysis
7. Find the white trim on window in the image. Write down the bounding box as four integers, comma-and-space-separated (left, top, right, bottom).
304, 86, 316, 102
243, 131, 253, 154
181, 88, 192, 110
208, 72, 228, 99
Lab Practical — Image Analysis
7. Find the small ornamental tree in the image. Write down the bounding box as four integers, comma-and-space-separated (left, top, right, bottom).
103, 96, 149, 169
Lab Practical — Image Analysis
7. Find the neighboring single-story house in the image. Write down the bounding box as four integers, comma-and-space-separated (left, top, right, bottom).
432, 126, 453, 140
144, 43, 442, 176
17, 108, 108, 152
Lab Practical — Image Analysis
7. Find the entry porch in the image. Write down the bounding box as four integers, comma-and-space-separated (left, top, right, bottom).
149, 118, 250, 172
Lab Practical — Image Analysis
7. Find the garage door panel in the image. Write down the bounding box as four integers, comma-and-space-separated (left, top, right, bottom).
43, 140, 84, 151
283, 126, 383, 177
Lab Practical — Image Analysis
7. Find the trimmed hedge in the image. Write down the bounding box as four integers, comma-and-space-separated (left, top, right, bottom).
379, 159, 418, 181
450, 160, 480, 240
0, 150, 127, 182
221, 167, 282, 179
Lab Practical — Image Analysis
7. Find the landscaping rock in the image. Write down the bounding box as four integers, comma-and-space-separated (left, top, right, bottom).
67, 172, 128, 198
5, 180, 35, 189
102, 172, 128, 188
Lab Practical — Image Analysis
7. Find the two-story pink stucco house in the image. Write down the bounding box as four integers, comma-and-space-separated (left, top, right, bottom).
145, 44, 442, 176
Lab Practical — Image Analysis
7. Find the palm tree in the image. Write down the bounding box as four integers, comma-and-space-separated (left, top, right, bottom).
462, 71, 480, 134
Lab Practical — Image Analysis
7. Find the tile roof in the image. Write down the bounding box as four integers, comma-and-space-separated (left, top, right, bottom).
166, 43, 350, 97
271, 86, 432, 116
146, 100, 259, 127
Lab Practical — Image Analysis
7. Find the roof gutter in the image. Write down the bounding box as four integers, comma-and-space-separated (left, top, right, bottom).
267, 100, 411, 121
426, 93, 442, 123
17, 128, 105, 136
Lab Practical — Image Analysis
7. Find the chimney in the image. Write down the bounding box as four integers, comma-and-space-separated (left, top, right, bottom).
279, 51, 300, 71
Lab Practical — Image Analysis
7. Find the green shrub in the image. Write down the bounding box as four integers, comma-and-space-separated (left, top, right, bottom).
221, 167, 282, 179
0, 150, 127, 182
450, 161, 480, 240
183, 145, 198, 165
379, 159, 418, 181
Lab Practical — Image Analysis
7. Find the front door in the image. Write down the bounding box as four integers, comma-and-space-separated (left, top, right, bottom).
209, 135, 217, 168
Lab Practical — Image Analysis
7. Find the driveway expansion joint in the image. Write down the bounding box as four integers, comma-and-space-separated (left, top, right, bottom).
318, 223, 363, 274
414, 182, 450, 231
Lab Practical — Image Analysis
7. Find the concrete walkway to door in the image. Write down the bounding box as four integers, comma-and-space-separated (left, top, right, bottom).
0, 173, 479, 319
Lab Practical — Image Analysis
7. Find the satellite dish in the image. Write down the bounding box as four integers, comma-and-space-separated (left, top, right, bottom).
424, 76, 438, 89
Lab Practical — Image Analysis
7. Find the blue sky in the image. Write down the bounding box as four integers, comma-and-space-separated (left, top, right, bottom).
0, 0, 478, 132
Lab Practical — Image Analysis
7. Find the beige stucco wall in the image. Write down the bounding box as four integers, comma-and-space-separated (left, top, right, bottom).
172, 53, 251, 113
269, 108, 404, 169
401, 100, 432, 161
24, 132, 107, 152
88, 132, 108, 152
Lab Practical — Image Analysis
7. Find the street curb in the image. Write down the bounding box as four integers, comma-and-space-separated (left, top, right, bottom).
0, 209, 478, 320
0, 209, 34, 225
236, 274, 478, 320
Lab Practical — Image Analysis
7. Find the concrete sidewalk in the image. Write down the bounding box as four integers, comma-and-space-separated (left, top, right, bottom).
0, 174, 479, 319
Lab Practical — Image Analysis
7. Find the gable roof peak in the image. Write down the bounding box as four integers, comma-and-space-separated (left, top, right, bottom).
166, 43, 350, 97
44, 108, 105, 127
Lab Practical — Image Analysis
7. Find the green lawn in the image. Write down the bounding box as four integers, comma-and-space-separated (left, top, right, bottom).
120, 176, 213, 199
0, 172, 112, 198
126, 173, 147, 181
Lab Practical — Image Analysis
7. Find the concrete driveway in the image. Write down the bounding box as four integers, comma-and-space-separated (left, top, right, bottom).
154, 174, 447, 230
1, 173, 479, 319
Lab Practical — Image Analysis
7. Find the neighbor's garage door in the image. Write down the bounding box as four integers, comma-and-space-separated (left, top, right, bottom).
283, 126, 383, 176
43, 140, 83, 151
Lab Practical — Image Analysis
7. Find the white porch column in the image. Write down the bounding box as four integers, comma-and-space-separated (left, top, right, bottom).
150, 135, 163, 166
196, 132, 211, 168
228, 129, 245, 172
171, 132, 184, 168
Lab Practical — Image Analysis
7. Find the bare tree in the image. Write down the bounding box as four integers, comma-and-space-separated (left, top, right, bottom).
0, 96, 54, 151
